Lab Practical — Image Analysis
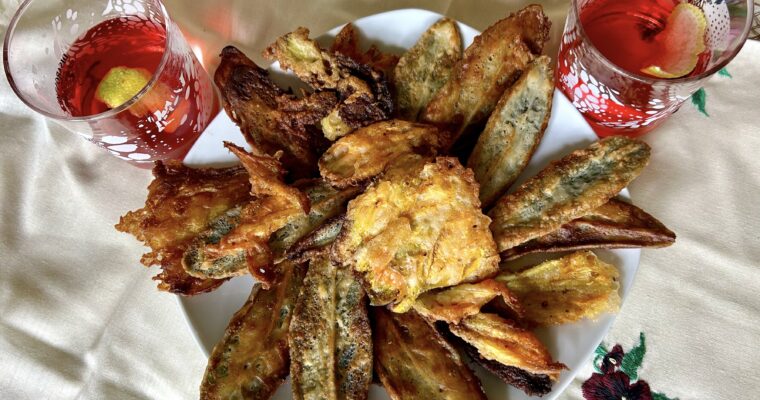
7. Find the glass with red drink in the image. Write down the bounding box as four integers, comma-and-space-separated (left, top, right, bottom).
4, 0, 219, 165
557, 0, 754, 137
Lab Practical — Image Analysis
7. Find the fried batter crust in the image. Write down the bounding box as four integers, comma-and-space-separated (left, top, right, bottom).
489, 136, 651, 252
334, 157, 499, 312
200, 261, 305, 400
371, 308, 487, 400
318, 120, 449, 188
421, 5, 550, 139
393, 18, 462, 121
215, 46, 336, 179
413, 279, 524, 324
289, 254, 372, 400
115, 161, 251, 295
501, 198, 676, 260
330, 23, 400, 76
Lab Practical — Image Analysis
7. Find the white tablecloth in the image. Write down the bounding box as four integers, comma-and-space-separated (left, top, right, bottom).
1, 0, 759, 399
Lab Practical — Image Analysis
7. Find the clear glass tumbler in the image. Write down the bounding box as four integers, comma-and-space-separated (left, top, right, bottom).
556, 0, 754, 138
3, 0, 219, 165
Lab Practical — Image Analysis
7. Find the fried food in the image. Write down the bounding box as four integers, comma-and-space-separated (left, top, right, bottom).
215, 46, 336, 179
371, 307, 487, 400
489, 136, 651, 252
289, 254, 372, 400
200, 261, 305, 400
393, 18, 462, 121
502, 198, 676, 260
413, 279, 523, 324
421, 5, 550, 140
269, 180, 361, 261
334, 157, 500, 312
264, 28, 392, 140
183, 144, 309, 286
115, 161, 252, 295
468, 55, 554, 207
287, 216, 345, 263
331, 23, 400, 76
496, 251, 620, 326
448, 313, 566, 396
318, 120, 449, 188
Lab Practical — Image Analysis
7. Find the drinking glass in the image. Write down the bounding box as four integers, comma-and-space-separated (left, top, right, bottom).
556, 0, 754, 137
3, 0, 219, 165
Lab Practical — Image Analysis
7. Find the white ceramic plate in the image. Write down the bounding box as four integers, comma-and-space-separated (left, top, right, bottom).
180, 9, 640, 400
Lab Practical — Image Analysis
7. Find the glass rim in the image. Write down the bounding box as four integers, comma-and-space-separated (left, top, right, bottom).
3, 0, 174, 123
570, 0, 755, 85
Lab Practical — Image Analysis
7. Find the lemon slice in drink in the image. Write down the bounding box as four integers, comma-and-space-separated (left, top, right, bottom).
641, 3, 707, 79
95, 66, 152, 109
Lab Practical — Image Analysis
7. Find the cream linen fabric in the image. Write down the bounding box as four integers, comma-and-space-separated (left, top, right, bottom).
1, 0, 759, 399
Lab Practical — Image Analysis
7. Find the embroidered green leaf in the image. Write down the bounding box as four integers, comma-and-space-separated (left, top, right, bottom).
718, 68, 732, 78
691, 88, 708, 117
593, 343, 609, 373
653, 392, 680, 400
621, 332, 646, 380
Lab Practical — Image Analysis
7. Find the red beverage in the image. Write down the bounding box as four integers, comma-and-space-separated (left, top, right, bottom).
557, 0, 714, 137
55, 16, 218, 162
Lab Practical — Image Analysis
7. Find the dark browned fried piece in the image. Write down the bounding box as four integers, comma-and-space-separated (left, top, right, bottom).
371, 308, 487, 400
115, 161, 251, 295
447, 313, 566, 396
331, 23, 400, 76
200, 261, 306, 400
502, 198, 676, 260
421, 5, 550, 141
183, 144, 309, 287
264, 27, 393, 140
289, 253, 372, 400
215, 46, 337, 179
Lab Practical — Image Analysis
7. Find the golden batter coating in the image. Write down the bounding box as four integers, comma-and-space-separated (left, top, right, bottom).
289, 254, 372, 400
501, 198, 676, 260
413, 279, 524, 324
371, 307, 487, 400
489, 136, 651, 252
115, 161, 251, 295
468, 55, 554, 207
200, 261, 305, 400
497, 251, 620, 326
393, 18, 462, 121
334, 157, 499, 312
421, 5, 550, 140
318, 120, 449, 188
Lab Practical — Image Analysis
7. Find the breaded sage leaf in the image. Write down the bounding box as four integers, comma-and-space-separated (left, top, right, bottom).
393, 18, 462, 121
334, 157, 499, 312
468, 55, 554, 207
489, 136, 651, 252
501, 198, 676, 260
318, 119, 449, 188
372, 307, 487, 400
200, 261, 305, 400
289, 254, 372, 400
421, 5, 550, 140
496, 251, 620, 326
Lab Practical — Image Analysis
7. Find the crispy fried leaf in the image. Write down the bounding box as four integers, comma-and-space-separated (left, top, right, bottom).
497, 251, 620, 326
413, 279, 524, 324
372, 308, 487, 400
393, 18, 462, 121
215, 46, 336, 179
501, 198, 676, 260
289, 254, 372, 400
200, 261, 305, 400
331, 23, 399, 76
468, 55, 554, 207
115, 161, 251, 295
489, 136, 651, 252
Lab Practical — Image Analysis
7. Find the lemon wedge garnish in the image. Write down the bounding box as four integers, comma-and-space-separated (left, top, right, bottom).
95, 66, 152, 109
641, 3, 707, 79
